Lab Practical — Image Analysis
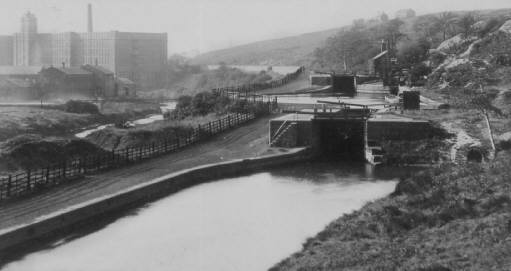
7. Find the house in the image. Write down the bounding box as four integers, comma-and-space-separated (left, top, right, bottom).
81, 64, 116, 97
368, 50, 388, 77
39, 66, 94, 97
115, 77, 136, 97
0, 77, 35, 100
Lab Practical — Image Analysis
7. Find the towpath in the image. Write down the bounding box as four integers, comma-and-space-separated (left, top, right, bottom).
0, 115, 277, 231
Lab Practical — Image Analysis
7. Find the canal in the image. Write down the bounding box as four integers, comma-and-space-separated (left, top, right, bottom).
2, 161, 416, 271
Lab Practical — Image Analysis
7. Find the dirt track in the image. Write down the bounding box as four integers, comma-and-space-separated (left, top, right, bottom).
0, 115, 277, 231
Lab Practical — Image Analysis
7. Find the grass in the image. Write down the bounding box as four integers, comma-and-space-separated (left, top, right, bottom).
271, 79, 511, 270
0, 101, 161, 143
271, 151, 511, 270
85, 113, 227, 150
0, 107, 98, 142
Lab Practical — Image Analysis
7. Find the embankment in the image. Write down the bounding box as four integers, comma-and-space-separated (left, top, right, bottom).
0, 102, 160, 143
0, 147, 311, 252
271, 150, 511, 270
0, 135, 108, 174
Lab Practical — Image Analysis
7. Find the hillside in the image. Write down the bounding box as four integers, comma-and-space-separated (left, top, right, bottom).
268, 7, 511, 271
192, 28, 340, 66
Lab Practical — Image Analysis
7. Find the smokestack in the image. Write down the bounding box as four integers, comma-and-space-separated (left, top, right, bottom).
87, 3, 93, 33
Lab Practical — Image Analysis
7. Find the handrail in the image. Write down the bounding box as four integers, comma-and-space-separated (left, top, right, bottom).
270, 120, 289, 145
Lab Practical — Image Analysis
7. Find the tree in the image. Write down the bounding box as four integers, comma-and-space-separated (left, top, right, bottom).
380, 12, 389, 22
457, 13, 477, 37
413, 17, 441, 43
382, 19, 406, 50
352, 19, 365, 30
436, 12, 457, 41
34, 74, 52, 107
397, 38, 431, 67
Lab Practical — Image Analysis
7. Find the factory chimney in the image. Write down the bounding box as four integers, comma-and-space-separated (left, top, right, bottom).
87, 3, 93, 33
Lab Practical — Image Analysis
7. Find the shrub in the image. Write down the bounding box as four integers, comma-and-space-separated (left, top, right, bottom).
170, 95, 193, 119
410, 63, 432, 86
191, 91, 216, 115
64, 100, 99, 114
498, 139, 511, 151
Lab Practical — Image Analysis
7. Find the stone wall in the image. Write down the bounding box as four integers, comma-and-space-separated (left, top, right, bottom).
0, 148, 311, 251
368, 119, 432, 141
269, 120, 312, 147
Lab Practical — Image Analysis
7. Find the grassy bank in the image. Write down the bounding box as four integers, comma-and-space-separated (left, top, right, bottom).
271, 150, 511, 270
0, 135, 108, 174
272, 82, 511, 270
0, 102, 160, 143
85, 114, 219, 150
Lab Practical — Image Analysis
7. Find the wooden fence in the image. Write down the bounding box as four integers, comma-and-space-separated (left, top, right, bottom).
0, 67, 306, 203
212, 66, 305, 96
0, 111, 261, 202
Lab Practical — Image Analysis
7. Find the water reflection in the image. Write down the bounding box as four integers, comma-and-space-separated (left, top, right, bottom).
3, 162, 409, 271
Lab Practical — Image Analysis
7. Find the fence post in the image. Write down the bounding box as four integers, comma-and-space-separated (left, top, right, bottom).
7, 175, 12, 197
46, 167, 50, 184
111, 150, 115, 166
228, 115, 231, 128
208, 122, 212, 135
152, 142, 155, 155
164, 139, 168, 152
26, 170, 31, 191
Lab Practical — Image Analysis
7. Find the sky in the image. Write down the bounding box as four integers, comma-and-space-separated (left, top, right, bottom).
0, 0, 509, 56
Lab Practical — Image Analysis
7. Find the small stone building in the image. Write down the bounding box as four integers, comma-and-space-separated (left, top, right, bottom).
82, 64, 116, 97
368, 50, 388, 77
39, 66, 94, 97
115, 77, 136, 97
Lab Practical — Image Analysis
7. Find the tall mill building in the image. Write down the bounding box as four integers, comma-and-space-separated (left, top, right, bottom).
0, 4, 167, 89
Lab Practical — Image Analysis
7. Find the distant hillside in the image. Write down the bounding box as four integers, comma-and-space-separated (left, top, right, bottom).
192, 28, 340, 66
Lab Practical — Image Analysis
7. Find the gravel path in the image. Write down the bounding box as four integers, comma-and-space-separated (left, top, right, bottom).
0, 115, 276, 231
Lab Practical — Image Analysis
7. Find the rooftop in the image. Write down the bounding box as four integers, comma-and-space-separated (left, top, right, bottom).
0, 66, 42, 75
371, 50, 388, 61
82, 65, 114, 75
116, 77, 135, 85
55, 67, 91, 76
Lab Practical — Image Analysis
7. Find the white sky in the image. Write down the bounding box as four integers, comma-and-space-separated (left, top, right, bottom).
0, 0, 509, 55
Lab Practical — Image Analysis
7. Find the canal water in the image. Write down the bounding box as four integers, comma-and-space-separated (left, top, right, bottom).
2, 161, 415, 271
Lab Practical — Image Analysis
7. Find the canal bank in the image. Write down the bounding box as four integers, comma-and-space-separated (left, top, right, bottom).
0, 146, 311, 252
2, 160, 411, 271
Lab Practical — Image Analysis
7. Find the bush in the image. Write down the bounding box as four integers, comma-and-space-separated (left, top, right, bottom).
170, 95, 193, 119
64, 100, 99, 114
410, 63, 432, 86
498, 139, 511, 151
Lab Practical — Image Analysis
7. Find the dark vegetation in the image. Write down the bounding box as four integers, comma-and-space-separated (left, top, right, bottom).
63, 100, 99, 114
0, 134, 107, 173
311, 10, 511, 86
271, 8, 511, 270
87, 90, 271, 150
86, 122, 196, 150
143, 60, 275, 99
169, 91, 270, 120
